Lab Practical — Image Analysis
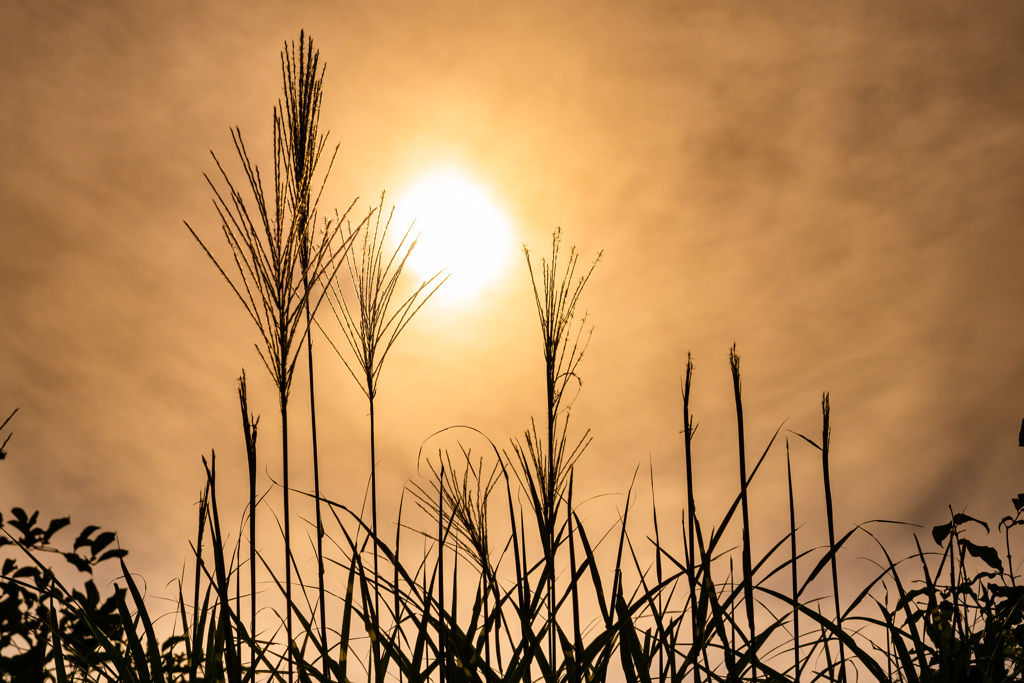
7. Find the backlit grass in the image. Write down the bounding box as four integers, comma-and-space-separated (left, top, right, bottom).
3, 32, 1024, 683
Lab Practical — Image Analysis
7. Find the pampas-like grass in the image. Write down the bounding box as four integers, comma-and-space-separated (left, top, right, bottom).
15, 31, 1024, 683
185, 31, 361, 682
318, 192, 445, 682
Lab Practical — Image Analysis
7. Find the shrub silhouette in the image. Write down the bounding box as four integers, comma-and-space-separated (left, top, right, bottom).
0, 413, 130, 681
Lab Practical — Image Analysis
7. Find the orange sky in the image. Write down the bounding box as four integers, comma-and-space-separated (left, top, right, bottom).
3, 1, 1024, 602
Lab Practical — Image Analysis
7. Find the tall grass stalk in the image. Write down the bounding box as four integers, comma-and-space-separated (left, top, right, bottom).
820, 393, 847, 683
567, 470, 583, 683
279, 30, 333, 680
320, 195, 444, 679
728, 345, 758, 679
437, 464, 448, 683
185, 30, 356, 679
786, 440, 800, 683
237, 372, 259, 668
515, 229, 599, 668
202, 453, 243, 683
681, 354, 701, 683
190, 478, 210, 683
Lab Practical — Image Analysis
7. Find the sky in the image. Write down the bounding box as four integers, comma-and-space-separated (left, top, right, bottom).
2, 0, 1024, 607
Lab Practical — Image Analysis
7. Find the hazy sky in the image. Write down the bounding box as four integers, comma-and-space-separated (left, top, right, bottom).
3, 1, 1024, 599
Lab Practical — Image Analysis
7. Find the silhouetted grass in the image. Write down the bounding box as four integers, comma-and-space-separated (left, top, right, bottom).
318, 189, 446, 683
8, 31, 1024, 683
183, 29, 359, 681
12, 267, 1024, 681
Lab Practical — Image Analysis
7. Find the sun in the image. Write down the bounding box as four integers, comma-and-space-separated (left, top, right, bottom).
392, 168, 515, 306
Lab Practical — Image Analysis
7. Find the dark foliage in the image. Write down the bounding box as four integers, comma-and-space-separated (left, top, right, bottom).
0, 506, 127, 681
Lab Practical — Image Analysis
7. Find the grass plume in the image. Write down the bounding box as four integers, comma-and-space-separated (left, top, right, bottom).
184, 32, 358, 681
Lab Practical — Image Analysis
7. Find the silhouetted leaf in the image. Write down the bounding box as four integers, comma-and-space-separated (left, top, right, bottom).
98, 548, 128, 563
959, 539, 1003, 573
90, 531, 116, 555
63, 552, 92, 574
10, 507, 31, 536
44, 517, 70, 543
953, 512, 989, 532
932, 513, 989, 545
74, 526, 99, 550
85, 579, 101, 607
1013, 494, 1024, 512
13, 566, 37, 579
932, 522, 952, 546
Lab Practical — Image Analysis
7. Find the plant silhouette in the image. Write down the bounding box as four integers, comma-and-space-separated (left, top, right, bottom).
185, 31, 362, 683
7, 30, 1024, 683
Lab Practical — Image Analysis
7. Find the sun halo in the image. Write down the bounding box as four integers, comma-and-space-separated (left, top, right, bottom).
391, 168, 515, 307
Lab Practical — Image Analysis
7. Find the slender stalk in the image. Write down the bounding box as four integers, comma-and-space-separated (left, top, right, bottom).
186, 30, 353, 682
203, 453, 243, 683
320, 194, 444, 674
729, 345, 757, 680
821, 393, 846, 683
729, 557, 737, 658
786, 440, 800, 683
451, 537, 458, 680
279, 397, 293, 682
681, 354, 701, 683
568, 471, 582, 683
370, 393, 379, 635
301, 291, 329, 679
502, 462, 531, 683
517, 229, 600, 669
649, 462, 666, 683
393, 492, 404, 683
949, 508, 968, 657
438, 463, 447, 683
190, 481, 209, 683
238, 372, 259, 669
281, 31, 331, 678
281, 31, 332, 677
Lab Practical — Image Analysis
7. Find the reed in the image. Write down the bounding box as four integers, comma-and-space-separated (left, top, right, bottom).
184, 30, 360, 682
728, 345, 758, 680
785, 441, 800, 683
319, 191, 445, 682
820, 394, 847, 683
14, 300, 1024, 682
511, 229, 599, 670
279, 30, 332, 681
12, 31, 1024, 683
237, 372, 259, 671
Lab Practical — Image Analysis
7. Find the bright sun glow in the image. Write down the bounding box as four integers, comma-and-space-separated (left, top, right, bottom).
392, 168, 515, 306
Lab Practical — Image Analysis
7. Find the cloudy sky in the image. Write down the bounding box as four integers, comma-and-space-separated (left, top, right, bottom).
3, 1, 1024, 598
